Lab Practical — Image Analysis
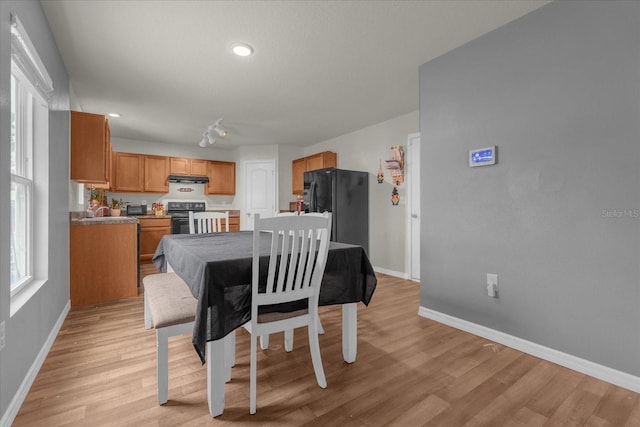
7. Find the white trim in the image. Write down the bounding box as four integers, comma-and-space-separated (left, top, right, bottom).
10, 14, 53, 100
418, 306, 640, 393
406, 132, 420, 281
1, 301, 70, 427
373, 266, 410, 280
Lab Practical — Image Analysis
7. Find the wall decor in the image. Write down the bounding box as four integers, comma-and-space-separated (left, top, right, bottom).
386, 145, 404, 185
177, 187, 194, 192
391, 187, 400, 206
377, 159, 384, 183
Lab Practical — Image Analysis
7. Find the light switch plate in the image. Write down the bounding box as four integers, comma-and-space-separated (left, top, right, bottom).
487, 274, 498, 297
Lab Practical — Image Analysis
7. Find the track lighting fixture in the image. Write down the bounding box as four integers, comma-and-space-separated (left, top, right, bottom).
198, 118, 227, 147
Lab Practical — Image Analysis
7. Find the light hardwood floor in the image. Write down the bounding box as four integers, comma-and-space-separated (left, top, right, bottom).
13, 267, 639, 426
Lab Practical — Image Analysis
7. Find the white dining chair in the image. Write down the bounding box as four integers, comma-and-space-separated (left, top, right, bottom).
244, 213, 332, 414
188, 211, 229, 234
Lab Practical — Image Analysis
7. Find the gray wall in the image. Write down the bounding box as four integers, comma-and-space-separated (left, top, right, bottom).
419, 0, 639, 376
0, 0, 70, 422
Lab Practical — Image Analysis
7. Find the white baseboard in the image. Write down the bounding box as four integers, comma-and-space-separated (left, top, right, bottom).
419, 306, 640, 393
373, 266, 410, 280
1, 300, 71, 427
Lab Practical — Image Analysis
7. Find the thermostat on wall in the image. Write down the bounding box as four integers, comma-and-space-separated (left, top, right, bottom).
469, 146, 497, 167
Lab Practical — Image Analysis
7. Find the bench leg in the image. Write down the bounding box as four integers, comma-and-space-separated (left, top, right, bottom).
144, 292, 152, 329
157, 329, 169, 404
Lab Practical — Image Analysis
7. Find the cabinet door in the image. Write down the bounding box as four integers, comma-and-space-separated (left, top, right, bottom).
292, 157, 306, 195
190, 159, 208, 176
207, 161, 236, 195
170, 157, 190, 175
113, 152, 144, 192
139, 218, 171, 263
305, 153, 325, 172
144, 155, 170, 193
70, 111, 109, 183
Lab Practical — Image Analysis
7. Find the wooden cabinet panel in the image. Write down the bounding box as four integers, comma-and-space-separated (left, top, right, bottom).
227, 215, 240, 232
139, 217, 171, 263
170, 157, 209, 176
71, 111, 110, 183
190, 159, 208, 176
144, 155, 170, 193
113, 152, 144, 192
292, 158, 306, 195
207, 161, 236, 195
169, 157, 190, 175
291, 151, 337, 195
70, 223, 138, 306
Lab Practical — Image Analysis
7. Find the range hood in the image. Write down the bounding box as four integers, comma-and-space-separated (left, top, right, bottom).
168, 174, 209, 184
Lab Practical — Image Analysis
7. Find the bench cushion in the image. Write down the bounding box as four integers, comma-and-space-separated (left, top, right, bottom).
143, 273, 197, 328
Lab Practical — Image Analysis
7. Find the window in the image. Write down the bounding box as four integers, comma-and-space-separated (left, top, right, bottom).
9, 15, 52, 305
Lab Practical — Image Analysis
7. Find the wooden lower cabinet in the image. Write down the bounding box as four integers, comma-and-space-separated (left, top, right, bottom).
70, 223, 138, 306
139, 217, 171, 263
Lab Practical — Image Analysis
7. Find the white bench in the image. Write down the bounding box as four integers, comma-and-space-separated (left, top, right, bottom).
143, 272, 197, 404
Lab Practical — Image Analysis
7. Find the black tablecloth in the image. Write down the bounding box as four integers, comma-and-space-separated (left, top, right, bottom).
152, 231, 377, 363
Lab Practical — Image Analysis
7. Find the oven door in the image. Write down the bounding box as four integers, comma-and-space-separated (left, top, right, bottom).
171, 216, 191, 234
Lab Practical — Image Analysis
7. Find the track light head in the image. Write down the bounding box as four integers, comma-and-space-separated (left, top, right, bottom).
197, 117, 227, 147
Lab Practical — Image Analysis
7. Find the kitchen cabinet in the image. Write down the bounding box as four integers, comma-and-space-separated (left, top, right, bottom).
113, 152, 144, 192
207, 211, 240, 231
207, 161, 236, 195
139, 217, 171, 263
144, 155, 170, 193
70, 222, 138, 306
291, 151, 337, 195
170, 157, 208, 176
71, 111, 111, 183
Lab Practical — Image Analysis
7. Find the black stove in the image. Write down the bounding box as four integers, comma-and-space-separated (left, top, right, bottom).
166, 201, 206, 234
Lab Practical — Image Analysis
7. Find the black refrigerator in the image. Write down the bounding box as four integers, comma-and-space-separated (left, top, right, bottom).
303, 167, 369, 254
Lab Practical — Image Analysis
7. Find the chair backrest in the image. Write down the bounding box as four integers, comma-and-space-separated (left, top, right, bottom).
189, 211, 229, 234
251, 213, 332, 321
274, 211, 298, 217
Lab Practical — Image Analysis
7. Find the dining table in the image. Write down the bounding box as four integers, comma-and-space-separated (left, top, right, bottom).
152, 231, 377, 416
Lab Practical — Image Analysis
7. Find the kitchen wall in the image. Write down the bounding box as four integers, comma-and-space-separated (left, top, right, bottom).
0, 1, 71, 423
419, 0, 639, 382
305, 111, 419, 275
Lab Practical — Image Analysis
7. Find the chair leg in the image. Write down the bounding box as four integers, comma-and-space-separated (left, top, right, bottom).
156, 329, 169, 404
250, 334, 257, 414
259, 334, 269, 350
308, 320, 327, 388
284, 329, 293, 352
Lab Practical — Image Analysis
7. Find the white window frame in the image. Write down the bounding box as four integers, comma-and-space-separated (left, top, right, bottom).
10, 14, 52, 313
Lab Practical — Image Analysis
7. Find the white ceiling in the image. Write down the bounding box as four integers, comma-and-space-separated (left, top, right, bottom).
42, 0, 550, 150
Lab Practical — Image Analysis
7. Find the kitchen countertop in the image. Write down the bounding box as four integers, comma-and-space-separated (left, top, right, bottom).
69, 212, 171, 226
71, 216, 139, 226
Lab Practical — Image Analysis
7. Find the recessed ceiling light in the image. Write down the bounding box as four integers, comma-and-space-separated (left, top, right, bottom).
108, 113, 121, 118
231, 43, 254, 57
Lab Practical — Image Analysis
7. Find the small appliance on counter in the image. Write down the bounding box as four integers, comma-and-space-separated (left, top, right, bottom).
126, 204, 148, 216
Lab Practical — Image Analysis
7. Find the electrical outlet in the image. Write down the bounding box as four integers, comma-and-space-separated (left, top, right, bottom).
0, 320, 6, 351
487, 274, 498, 298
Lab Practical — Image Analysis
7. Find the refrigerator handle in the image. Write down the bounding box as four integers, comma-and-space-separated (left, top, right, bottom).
309, 181, 318, 212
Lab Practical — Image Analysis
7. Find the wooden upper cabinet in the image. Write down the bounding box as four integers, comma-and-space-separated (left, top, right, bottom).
113, 152, 144, 192
207, 161, 236, 195
292, 158, 306, 195
169, 157, 189, 175
291, 151, 337, 195
170, 157, 208, 176
71, 110, 111, 183
190, 159, 208, 176
144, 155, 170, 193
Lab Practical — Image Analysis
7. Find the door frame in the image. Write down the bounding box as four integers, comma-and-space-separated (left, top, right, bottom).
407, 132, 421, 282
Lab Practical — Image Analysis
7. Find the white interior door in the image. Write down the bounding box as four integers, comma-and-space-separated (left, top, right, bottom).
408, 133, 421, 281
244, 160, 276, 230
